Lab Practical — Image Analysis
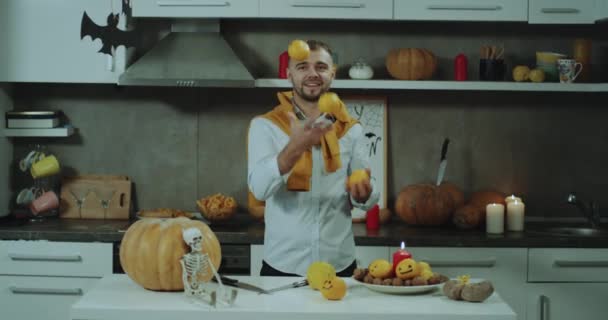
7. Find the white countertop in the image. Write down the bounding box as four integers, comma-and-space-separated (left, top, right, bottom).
71, 275, 516, 320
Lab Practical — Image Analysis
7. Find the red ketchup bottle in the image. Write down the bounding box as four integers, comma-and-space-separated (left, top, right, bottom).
279, 51, 289, 79
454, 53, 468, 81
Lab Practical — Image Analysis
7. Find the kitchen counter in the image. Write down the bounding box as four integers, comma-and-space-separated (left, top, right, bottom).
1, 214, 607, 247
70, 274, 515, 320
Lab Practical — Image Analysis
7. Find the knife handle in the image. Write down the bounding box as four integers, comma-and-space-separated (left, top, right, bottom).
440, 138, 450, 160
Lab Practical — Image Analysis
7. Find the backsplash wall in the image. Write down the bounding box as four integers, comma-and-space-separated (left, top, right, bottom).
7, 20, 608, 219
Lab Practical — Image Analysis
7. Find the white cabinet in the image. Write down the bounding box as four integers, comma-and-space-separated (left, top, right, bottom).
250, 244, 264, 276
131, 0, 259, 18
0, 0, 132, 83
394, 0, 528, 22
259, 0, 393, 20
526, 249, 608, 320
0, 240, 113, 320
595, 0, 608, 21
408, 247, 527, 320
529, 0, 596, 24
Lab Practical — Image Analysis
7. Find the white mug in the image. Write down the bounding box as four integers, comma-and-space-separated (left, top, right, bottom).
19, 150, 46, 172
557, 59, 583, 83
16, 187, 43, 205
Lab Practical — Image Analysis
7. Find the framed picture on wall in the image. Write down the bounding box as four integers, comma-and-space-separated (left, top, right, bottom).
343, 96, 388, 223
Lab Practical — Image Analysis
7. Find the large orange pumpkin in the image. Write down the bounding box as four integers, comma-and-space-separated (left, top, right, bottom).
395, 183, 463, 226
452, 190, 506, 229
119, 217, 221, 291
386, 48, 437, 80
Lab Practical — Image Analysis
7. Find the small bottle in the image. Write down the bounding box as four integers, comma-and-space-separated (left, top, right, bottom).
278, 51, 289, 79
454, 53, 468, 81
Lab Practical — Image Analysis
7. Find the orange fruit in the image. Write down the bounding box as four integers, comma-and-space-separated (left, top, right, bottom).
318, 92, 341, 115
348, 169, 369, 188
306, 261, 336, 290
288, 40, 310, 61
368, 259, 393, 278
320, 277, 347, 300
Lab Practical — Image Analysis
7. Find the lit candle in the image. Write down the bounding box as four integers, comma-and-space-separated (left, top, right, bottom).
486, 203, 505, 234
505, 195, 522, 204
507, 200, 525, 231
392, 241, 412, 272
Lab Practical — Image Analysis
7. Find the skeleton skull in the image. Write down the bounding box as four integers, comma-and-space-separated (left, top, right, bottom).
183, 227, 203, 252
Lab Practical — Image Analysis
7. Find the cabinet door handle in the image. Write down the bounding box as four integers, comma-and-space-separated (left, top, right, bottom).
422, 259, 496, 268
554, 260, 608, 268
427, 5, 502, 11
539, 294, 549, 320
10, 286, 83, 296
290, 1, 365, 9
541, 8, 580, 14
8, 253, 82, 262
156, 1, 230, 7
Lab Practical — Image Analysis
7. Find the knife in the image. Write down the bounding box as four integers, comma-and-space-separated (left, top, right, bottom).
213, 275, 269, 294
436, 138, 450, 186
263, 279, 309, 294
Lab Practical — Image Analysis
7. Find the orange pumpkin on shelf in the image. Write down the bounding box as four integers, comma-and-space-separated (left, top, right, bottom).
386, 48, 438, 80
119, 217, 221, 291
394, 182, 463, 226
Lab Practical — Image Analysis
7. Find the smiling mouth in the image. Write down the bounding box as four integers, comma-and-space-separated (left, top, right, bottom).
399, 267, 413, 274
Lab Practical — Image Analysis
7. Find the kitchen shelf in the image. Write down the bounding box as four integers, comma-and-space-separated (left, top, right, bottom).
255, 79, 608, 92
3, 125, 76, 137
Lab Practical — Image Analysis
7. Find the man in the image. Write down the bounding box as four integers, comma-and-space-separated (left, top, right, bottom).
247, 40, 380, 277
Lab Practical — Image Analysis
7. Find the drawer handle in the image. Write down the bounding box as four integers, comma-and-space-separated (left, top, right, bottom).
539, 295, 549, 320
541, 8, 580, 14
10, 286, 83, 296
156, 1, 230, 7
422, 259, 496, 268
290, 1, 365, 9
8, 253, 82, 262
554, 260, 608, 268
427, 5, 502, 11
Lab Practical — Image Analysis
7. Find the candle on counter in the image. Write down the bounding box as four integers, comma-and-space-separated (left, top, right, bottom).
392, 241, 412, 272
505, 195, 522, 204
507, 200, 525, 231
486, 203, 505, 234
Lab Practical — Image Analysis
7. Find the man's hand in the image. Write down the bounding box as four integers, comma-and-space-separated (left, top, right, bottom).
346, 168, 372, 204
278, 112, 332, 175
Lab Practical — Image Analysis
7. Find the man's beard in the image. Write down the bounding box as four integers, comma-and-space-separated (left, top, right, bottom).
295, 83, 328, 102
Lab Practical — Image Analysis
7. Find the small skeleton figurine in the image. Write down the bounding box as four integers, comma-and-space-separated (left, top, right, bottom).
180, 227, 237, 307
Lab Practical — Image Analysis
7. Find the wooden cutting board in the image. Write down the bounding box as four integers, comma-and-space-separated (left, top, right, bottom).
59, 175, 132, 220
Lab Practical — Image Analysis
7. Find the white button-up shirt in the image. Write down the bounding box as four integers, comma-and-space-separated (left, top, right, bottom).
247, 116, 380, 276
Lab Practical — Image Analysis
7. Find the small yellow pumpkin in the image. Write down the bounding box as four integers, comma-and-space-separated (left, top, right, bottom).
307, 261, 336, 290
396, 258, 421, 280
368, 259, 393, 279
320, 277, 347, 300
119, 217, 221, 291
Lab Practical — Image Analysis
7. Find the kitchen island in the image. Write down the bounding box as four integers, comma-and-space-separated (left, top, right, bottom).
70, 274, 515, 320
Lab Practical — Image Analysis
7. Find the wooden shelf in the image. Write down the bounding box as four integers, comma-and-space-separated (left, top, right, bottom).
255, 79, 608, 92
3, 126, 76, 137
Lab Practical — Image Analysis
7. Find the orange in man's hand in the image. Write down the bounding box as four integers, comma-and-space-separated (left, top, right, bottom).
348, 169, 369, 188
318, 92, 341, 115
288, 39, 310, 61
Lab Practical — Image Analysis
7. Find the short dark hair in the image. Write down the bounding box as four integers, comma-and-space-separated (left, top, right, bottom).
306, 40, 333, 56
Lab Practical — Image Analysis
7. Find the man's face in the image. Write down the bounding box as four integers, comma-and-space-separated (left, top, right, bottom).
287, 49, 335, 102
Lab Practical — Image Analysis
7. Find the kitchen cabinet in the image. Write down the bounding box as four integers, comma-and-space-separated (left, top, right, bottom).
525, 248, 608, 320
259, 0, 393, 20
0, 0, 132, 83
131, 0, 259, 18
407, 247, 527, 320
394, 0, 528, 22
595, 0, 608, 22
0, 240, 113, 320
528, 0, 596, 24
250, 244, 389, 276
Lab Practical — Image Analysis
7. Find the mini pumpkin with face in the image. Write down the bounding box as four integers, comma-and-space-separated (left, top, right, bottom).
320, 276, 347, 300
368, 259, 393, 279
396, 258, 421, 280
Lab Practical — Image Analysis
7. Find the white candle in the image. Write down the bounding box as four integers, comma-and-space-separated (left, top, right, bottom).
507, 200, 525, 231
505, 195, 522, 204
486, 203, 505, 234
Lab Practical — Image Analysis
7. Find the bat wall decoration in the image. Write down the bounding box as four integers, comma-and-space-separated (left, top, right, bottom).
80, 11, 137, 56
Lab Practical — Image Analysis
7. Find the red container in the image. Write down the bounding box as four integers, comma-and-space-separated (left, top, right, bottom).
454, 53, 468, 81
366, 204, 380, 230
279, 51, 289, 79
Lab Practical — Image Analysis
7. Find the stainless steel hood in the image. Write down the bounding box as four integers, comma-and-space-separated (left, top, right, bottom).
118, 22, 254, 87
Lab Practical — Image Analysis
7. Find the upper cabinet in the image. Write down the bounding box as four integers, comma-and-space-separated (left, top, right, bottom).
0, 0, 132, 83
596, 0, 608, 22
259, 0, 393, 20
394, 0, 528, 22
529, 0, 596, 24
131, 0, 259, 18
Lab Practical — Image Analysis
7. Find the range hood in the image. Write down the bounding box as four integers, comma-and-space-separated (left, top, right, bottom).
119, 21, 255, 87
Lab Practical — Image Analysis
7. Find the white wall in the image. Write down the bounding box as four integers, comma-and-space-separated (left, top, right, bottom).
0, 84, 12, 216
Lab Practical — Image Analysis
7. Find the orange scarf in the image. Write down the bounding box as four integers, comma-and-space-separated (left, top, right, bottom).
248, 91, 358, 212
